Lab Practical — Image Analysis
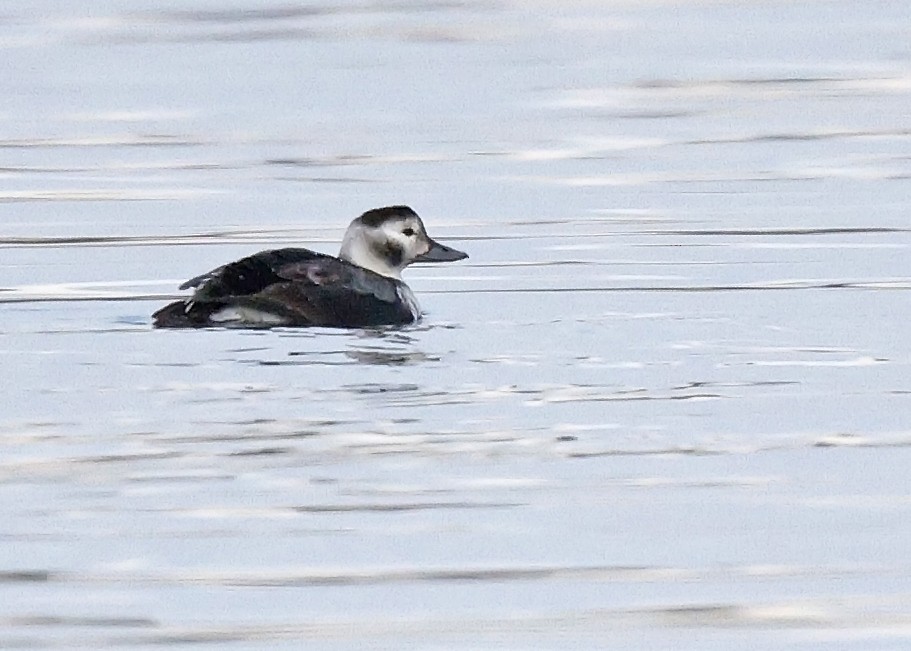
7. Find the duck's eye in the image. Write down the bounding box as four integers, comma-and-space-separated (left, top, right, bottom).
402, 227, 416, 237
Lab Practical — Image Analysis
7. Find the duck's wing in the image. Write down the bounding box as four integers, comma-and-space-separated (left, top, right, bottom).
160, 249, 414, 328
230, 257, 414, 327
182, 248, 332, 301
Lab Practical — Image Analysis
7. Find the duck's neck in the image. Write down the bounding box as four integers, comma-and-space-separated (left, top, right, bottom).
339, 239, 403, 279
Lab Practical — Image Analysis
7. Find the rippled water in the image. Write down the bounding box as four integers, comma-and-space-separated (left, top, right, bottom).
2, 1, 911, 649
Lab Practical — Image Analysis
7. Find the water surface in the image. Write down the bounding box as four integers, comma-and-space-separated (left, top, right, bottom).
2, 1, 911, 649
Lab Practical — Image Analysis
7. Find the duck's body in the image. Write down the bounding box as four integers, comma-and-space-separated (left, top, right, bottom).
152, 206, 467, 329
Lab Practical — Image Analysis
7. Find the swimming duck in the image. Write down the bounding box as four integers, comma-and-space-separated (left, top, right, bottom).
152, 205, 468, 328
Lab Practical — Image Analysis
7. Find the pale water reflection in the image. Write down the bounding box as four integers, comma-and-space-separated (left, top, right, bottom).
3, 1, 911, 649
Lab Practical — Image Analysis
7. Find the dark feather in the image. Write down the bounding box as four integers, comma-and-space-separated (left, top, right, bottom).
155, 247, 415, 328
358, 205, 417, 228
184, 248, 331, 301
230, 279, 412, 327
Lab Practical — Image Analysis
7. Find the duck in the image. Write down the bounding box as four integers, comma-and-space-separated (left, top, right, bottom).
152, 205, 468, 328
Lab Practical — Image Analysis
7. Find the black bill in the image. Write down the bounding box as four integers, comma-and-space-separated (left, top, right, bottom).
415, 238, 468, 263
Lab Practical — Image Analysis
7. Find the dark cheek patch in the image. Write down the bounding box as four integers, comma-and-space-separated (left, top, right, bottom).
379, 241, 404, 268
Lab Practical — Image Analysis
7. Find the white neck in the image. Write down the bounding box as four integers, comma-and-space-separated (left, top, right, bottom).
339, 236, 402, 279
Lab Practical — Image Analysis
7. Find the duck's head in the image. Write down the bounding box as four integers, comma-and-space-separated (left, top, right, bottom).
338, 205, 468, 279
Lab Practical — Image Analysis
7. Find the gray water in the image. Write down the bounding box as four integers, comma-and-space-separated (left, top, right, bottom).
2, 1, 911, 649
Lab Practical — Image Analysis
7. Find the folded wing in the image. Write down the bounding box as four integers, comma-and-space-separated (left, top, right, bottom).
154, 248, 414, 328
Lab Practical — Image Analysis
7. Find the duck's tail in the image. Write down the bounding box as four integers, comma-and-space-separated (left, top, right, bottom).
152, 300, 221, 328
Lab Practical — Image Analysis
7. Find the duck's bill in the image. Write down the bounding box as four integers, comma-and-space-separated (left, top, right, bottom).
415, 238, 468, 263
